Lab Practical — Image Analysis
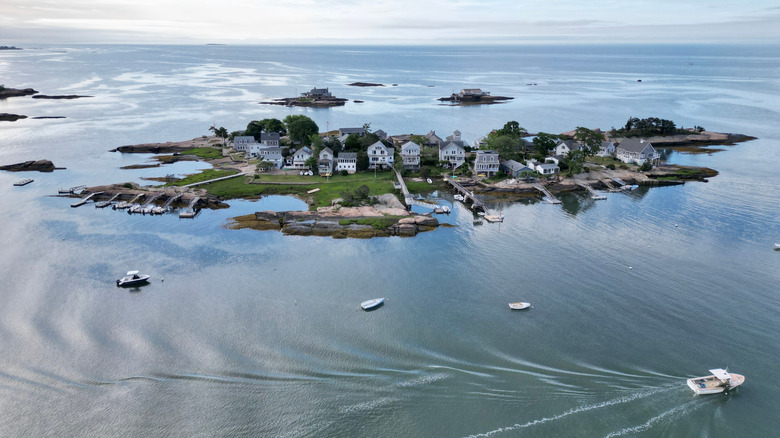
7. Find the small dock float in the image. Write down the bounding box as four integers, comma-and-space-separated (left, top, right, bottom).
484, 214, 504, 223
179, 196, 200, 219
13, 179, 34, 186
95, 193, 120, 208
71, 191, 103, 208
532, 183, 561, 204
576, 181, 607, 200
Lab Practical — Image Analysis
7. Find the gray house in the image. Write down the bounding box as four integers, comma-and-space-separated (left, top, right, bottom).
256, 147, 283, 168
500, 160, 535, 178
615, 138, 659, 165
336, 152, 357, 173
318, 147, 334, 175
302, 87, 332, 99
474, 150, 500, 177
233, 136, 257, 152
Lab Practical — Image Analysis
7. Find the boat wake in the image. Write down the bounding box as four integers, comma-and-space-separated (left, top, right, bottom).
462, 385, 676, 438
603, 398, 713, 437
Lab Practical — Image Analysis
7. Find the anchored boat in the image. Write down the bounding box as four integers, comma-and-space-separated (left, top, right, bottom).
508, 302, 531, 310
686, 368, 745, 394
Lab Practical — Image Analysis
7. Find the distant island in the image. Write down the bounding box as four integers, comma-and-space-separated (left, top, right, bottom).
438, 88, 513, 105
0, 46, 21, 50
261, 87, 348, 108
347, 82, 384, 87
0, 85, 38, 99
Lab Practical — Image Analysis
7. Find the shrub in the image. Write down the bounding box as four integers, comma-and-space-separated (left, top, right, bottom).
606, 163, 616, 170
340, 170, 349, 176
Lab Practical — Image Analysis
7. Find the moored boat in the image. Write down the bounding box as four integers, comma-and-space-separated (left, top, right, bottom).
687, 368, 745, 394
509, 302, 531, 310
116, 270, 150, 287
427, 178, 433, 184
361, 297, 385, 310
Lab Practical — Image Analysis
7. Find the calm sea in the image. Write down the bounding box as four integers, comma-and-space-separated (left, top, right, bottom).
1, 44, 779, 437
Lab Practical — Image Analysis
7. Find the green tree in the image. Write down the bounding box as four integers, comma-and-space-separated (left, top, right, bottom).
566, 150, 585, 176
323, 136, 342, 154
533, 132, 558, 156
496, 121, 527, 139
209, 125, 228, 146
411, 135, 428, 147
486, 135, 522, 159
309, 134, 323, 155
283, 115, 319, 145
574, 127, 605, 156
304, 156, 318, 173
344, 133, 361, 151
356, 150, 369, 171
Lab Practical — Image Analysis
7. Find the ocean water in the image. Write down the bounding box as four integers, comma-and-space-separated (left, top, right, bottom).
0, 44, 779, 437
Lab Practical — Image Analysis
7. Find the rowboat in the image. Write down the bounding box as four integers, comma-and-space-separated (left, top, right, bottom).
361, 297, 385, 310
508, 302, 531, 310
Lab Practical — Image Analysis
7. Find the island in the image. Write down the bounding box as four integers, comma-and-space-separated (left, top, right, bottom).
0, 86, 38, 99
438, 88, 513, 105
0, 160, 62, 172
63, 115, 753, 238
32, 95, 93, 100
347, 82, 384, 87
0, 113, 27, 122
260, 87, 348, 108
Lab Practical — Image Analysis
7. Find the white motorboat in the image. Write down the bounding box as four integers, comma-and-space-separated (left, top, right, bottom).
116, 270, 151, 287
774, 243, 780, 251
509, 302, 531, 310
454, 194, 465, 201
361, 297, 385, 310
622, 184, 639, 191
687, 368, 745, 394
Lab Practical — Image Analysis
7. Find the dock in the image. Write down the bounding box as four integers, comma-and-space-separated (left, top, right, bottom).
95, 193, 120, 208
179, 196, 200, 218
13, 179, 34, 186
531, 183, 562, 204
114, 193, 143, 210
603, 179, 621, 192
71, 191, 103, 208
445, 177, 487, 213
575, 181, 607, 200
59, 185, 86, 195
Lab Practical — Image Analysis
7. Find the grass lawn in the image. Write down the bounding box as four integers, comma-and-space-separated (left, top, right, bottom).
199, 170, 401, 209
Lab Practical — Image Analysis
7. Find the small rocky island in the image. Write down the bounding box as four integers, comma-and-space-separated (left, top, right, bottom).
438, 88, 513, 105
0, 113, 27, 122
0, 86, 38, 99
347, 82, 384, 87
0, 160, 62, 172
261, 87, 348, 108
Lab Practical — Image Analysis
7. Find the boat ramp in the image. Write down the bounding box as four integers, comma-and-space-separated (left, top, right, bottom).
59, 185, 86, 195
71, 191, 103, 208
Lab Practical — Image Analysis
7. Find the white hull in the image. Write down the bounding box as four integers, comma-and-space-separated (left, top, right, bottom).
361, 298, 385, 310
117, 272, 150, 287
509, 302, 531, 310
687, 372, 744, 394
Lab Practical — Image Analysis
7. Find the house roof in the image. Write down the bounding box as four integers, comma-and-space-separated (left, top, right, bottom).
338, 152, 357, 159
617, 138, 654, 153
260, 132, 280, 141
440, 140, 466, 150
558, 139, 582, 151
294, 146, 312, 156
477, 150, 498, 155
234, 136, 256, 143
321, 147, 333, 155
501, 160, 532, 172
401, 141, 420, 152
339, 127, 364, 135
368, 141, 389, 152
374, 129, 387, 139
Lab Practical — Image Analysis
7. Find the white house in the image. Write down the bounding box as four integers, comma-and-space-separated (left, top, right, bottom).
292, 146, 313, 170
400, 141, 421, 170
233, 136, 257, 153
554, 139, 583, 157
474, 150, 500, 177
318, 147, 334, 175
336, 152, 357, 173
255, 147, 284, 168
367, 141, 394, 170
615, 138, 659, 166
439, 140, 466, 167
527, 160, 559, 175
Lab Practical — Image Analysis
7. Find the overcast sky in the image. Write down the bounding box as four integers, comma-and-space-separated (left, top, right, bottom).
1, 0, 778, 45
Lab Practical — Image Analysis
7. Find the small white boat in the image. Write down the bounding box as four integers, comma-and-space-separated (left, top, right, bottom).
361, 297, 385, 310
427, 178, 433, 184
622, 184, 639, 191
484, 214, 504, 223
509, 302, 531, 310
454, 194, 465, 201
116, 270, 151, 287
687, 368, 745, 395
774, 243, 780, 251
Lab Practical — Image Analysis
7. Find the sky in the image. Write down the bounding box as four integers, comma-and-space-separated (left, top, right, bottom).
1, 0, 778, 45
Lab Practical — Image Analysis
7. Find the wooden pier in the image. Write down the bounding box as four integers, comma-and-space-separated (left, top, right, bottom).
445, 177, 487, 213
13, 179, 34, 186
575, 181, 607, 200
95, 193, 120, 208
531, 183, 562, 204
183, 172, 246, 188
71, 191, 103, 208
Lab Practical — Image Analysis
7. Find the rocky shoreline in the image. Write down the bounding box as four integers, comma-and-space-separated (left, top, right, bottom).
437, 95, 513, 105
260, 97, 348, 108
227, 210, 442, 239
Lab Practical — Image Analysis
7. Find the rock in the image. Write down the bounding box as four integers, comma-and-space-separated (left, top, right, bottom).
394, 223, 418, 237
414, 215, 439, 227
0, 113, 27, 122
0, 159, 59, 172
397, 217, 416, 225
